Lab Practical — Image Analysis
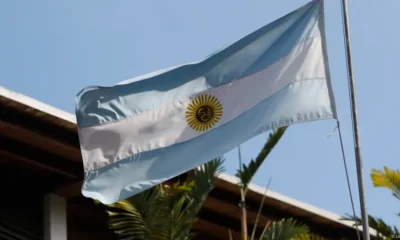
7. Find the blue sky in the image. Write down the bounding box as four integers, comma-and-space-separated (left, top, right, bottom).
1, 0, 398, 227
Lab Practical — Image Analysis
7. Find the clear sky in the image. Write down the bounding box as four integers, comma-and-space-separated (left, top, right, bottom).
1, 0, 398, 227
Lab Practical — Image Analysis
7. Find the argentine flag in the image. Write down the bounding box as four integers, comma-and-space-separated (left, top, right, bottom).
76, 0, 337, 204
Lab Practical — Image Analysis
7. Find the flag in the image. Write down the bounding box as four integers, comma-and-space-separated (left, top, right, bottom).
75, 0, 336, 204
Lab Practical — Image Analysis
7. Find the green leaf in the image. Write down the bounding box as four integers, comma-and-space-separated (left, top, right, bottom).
251, 179, 272, 240
259, 218, 309, 240
341, 213, 398, 239
171, 157, 224, 240
294, 233, 327, 240
236, 127, 287, 193
100, 157, 223, 240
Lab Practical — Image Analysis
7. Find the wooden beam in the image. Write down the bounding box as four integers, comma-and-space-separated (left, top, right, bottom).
0, 120, 81, 162
52, 176, 183, 199
215, 178, 287, 211
194, 219, 241, 240
0, 149, 79, 179
0, 135, 82, 177
53, 181, 83, 198
67, 197, 238, 240
54, 181, 277, 232
209, 187, 359, 239
67, 197, 105, 224
203, 197, 278, 230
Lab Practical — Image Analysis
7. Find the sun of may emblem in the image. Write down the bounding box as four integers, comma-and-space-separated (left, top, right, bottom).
186, 94, 223, 132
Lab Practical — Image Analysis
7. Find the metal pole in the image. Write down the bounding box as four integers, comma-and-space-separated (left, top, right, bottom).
340, 0, 370, 239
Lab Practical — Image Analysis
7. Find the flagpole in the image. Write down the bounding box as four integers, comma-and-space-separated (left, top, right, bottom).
340, 0, 370, 239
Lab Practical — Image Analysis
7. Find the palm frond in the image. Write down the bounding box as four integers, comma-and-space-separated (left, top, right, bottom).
104, 188, 168, 239
102, 179, 190, 239
228, 229, 234, 240
259, 218, 309, 240
188, 157, 224, 212
101, 157, 224, 240
173, 157, 224, 240
169, 194, 194, 240
251, 179, 272, 240
371, 167, 400, 200
236, 127, 287, 192
294, 233, 327, 240
341, 213, 397, 239
394, 226, 400, 235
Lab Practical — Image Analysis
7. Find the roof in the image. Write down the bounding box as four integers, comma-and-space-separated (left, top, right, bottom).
218, 173, 371, 234
0, 86, 377, 239
0, 86, 76, 125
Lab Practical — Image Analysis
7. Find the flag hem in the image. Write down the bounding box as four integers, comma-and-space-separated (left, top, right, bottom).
319, 0, 338, 119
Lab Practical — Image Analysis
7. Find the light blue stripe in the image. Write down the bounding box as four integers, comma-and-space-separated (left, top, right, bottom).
76, 0, 320, 128
82, 78, 334, 204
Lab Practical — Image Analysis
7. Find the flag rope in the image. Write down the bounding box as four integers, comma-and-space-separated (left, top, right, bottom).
336, 120, 361, 240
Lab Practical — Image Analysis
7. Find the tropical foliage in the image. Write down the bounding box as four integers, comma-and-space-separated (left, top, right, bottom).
236, 127, 287, 193
100, 126, 329, 240
371, 166, 400, 216
341, 166, 400, 239
99, 157, 224, 240
341, 214, 399, 240
234, 127, 288, 240
258, 219, 308, 240
232, 127, 328, 240
229, 218, 325, 240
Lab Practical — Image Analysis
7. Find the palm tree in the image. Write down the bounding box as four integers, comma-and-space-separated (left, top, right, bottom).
100, 157, 224, 240
101, 126, 327, 240
255, 218, 324, 240
235, 127, 287, 240
234, 127, 328, 240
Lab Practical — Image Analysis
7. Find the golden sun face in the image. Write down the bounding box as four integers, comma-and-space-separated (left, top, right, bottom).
186, 94, 223, 132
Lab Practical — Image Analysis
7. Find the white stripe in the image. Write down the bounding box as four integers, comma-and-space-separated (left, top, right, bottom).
79, 37, 326, 171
